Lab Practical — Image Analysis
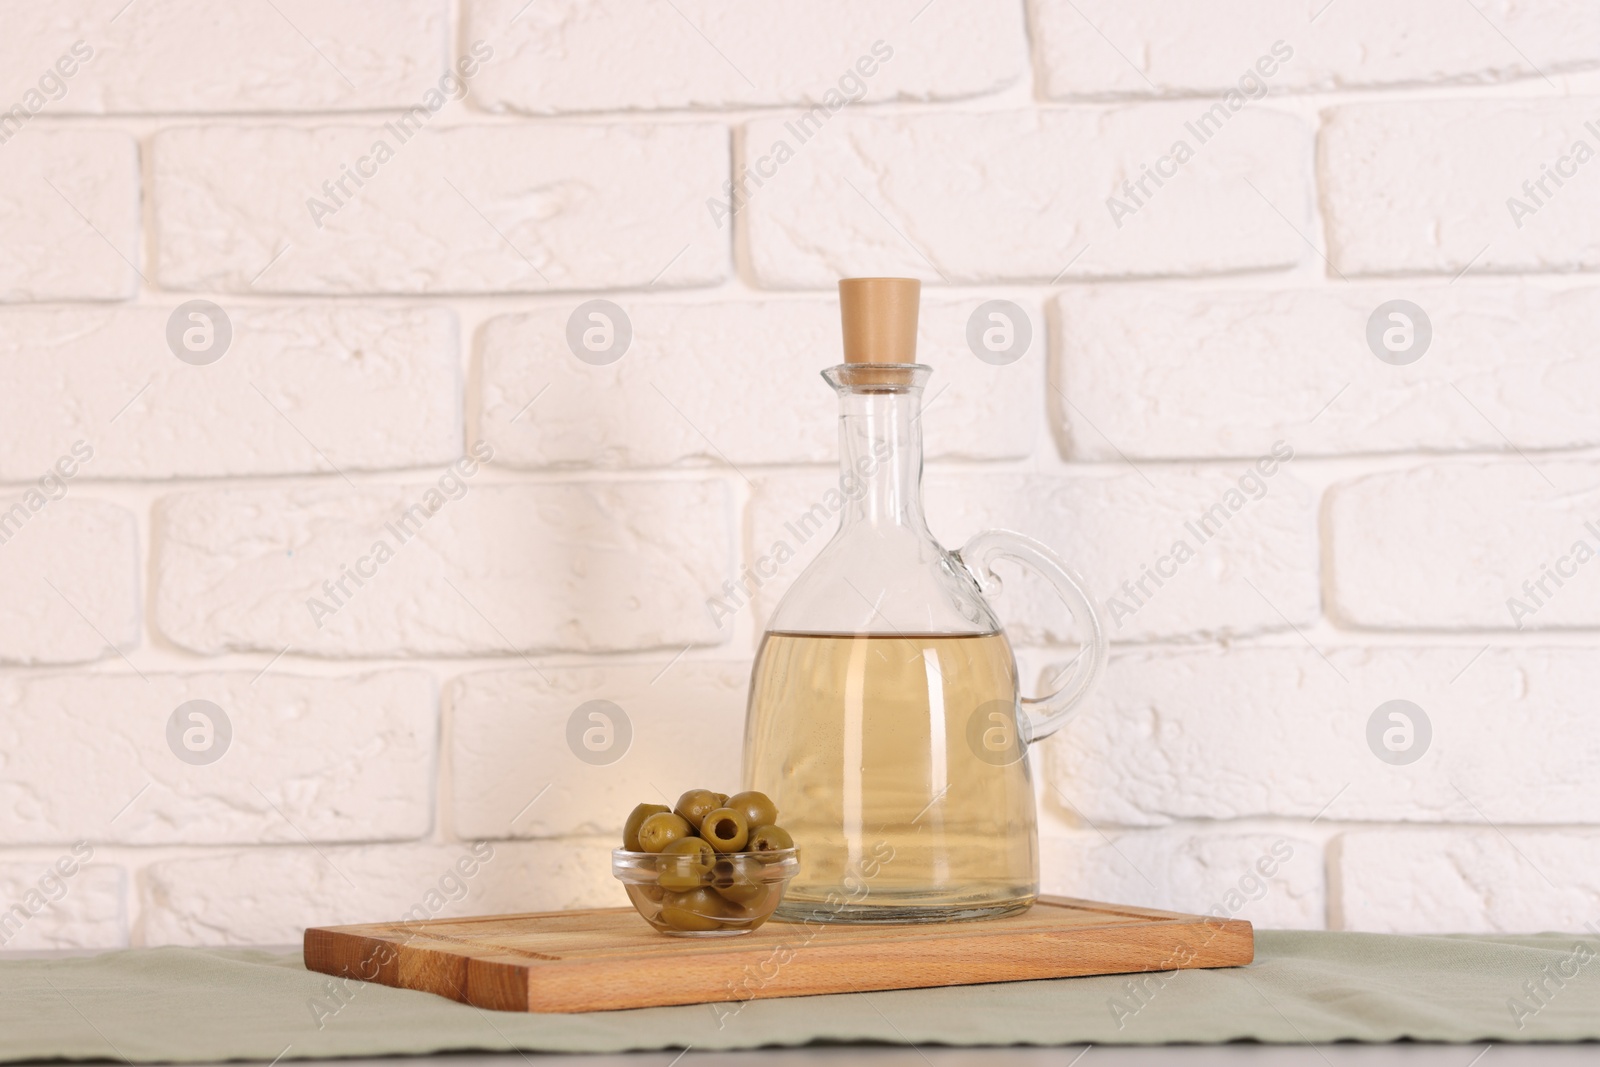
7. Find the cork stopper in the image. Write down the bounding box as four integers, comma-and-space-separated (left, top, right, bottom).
839, 278, 920, 364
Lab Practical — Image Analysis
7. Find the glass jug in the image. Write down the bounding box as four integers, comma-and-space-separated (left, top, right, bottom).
743, 278, 1108, 924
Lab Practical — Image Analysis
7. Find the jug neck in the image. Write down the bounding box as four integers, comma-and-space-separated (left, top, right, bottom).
823, 364, 933, 533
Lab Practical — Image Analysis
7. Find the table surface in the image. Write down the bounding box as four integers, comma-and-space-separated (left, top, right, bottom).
5, 939, 1600, 1063
139, 1045, 1596, 1065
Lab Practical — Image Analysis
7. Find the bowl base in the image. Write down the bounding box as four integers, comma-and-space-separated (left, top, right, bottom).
652, 926, 755, 938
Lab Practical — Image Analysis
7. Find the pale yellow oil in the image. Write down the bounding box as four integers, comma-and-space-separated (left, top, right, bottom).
743, 631, 1038, 923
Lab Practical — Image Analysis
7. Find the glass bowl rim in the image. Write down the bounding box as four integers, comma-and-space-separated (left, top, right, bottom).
611, 846, 798, 860
611, 847, 799, 883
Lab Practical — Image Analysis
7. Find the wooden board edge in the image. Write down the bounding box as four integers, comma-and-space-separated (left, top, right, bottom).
306, 901, 1256, 1014
305, 926, 479, 1003
1034, 899, 1255, 969
304, 928, 404, 990
464, 954, 537, 1012
1186, 917, 1254, 968
510, 915, 1256, 1013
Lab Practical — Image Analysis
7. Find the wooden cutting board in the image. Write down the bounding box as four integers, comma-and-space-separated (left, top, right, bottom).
304, 896, 1253, 1014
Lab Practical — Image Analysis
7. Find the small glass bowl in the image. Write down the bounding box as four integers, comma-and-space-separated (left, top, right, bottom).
612, 847, 800, 937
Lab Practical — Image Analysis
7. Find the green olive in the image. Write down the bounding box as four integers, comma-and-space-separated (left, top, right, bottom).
748, 824, 794, 854
623, 803, 670, 851
711, 858, 768, 905
658, 836, 716, 891
664, 835, 716, 861
637, 811, 692, 853
719, 882, 770, 910
726, 790, 778, 829
700, 807, 749, 852
674, 788, 722, 830
659, 887, 728, 932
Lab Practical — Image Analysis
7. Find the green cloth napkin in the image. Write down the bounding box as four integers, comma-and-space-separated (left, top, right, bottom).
2, 932, 1597, 1061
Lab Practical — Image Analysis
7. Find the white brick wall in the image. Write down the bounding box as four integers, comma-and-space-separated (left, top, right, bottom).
1041, 830, 1324, 931
1054, 285, 1600, 458
153, 480, 731, 656
449, 662, 749, 839
0, 671, 436, 845
141, 839, 620, 946
0, 306, 461, 478
0, 499, 138, 665
1327, 461, 1600, 630
465, 0, 1026, 113
0, 1, 448, 113
151, 124, 729, 293
742, 104, 1311, 286
3, 1, 1599, 948
0, 131, 138, 301
1336, 830, 1600, 933
0, 859, 124, 951
1047, 646, 1600, 826
476, 296, 1041, 468
1030, 0, 1600, 98
1321, 99, 1600, 276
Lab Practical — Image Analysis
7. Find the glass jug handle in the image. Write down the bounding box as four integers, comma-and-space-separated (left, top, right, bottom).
954, 529, 1109, 744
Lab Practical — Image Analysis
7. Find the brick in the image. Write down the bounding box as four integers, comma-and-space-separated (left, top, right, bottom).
744, 468, 1315, 644
1040, 830, 1323, 930
450, 662, 748, 840
741, 105, 1309, 287
1044, 646, 1600, 827
0, 499, 138, 666
0, 306, 460, 479
1337, 829, 1600, 933
1327, 461, 1600, 630
154, 480, 732, 657
0, 671, 434, 846
1054, 285, 1600, 459
0, 131, 137, 301
141, 840, 619, 946
152, 124, 727, 294
478, 297, 1041, 469
464, 0, 1023, 113
1031, 0, 1600, 99
0, 858, 124, 951
1322, 99, 1600, 276
0, 0, 446, 114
